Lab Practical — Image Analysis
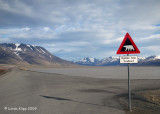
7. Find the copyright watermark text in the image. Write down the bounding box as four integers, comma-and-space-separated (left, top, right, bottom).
4, 106, 37, 111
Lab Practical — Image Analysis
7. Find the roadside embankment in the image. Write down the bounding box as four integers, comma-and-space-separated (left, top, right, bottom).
0, 68, 8, 77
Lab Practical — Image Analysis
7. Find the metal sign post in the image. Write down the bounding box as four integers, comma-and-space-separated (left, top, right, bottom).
117, 33, 140, 111
127, 54, 131, 111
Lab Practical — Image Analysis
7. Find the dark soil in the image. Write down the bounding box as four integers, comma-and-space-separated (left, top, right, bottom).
117, 89, 160, 114
0, 69, 7, 76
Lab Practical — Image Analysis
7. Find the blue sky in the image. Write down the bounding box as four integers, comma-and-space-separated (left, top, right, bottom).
0, 0, 160, 60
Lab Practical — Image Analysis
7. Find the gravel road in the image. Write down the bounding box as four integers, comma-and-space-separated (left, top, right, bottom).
0, 68, 160, 114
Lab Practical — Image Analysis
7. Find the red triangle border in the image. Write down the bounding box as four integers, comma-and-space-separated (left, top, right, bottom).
116, 33, 140, 54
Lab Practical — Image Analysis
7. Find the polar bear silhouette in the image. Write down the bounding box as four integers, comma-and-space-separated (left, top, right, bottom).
123, 45, 135, 51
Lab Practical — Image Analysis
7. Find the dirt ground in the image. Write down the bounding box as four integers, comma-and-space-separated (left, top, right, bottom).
0, 69, 8, 76
118, 89, 160, 114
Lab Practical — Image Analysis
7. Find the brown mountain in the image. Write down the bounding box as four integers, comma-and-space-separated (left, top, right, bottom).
0, 43, 74, 66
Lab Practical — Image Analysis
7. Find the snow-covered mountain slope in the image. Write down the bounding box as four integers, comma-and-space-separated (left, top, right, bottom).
145, 55, 160, 61
138, 55, 160, 66
0, 45, 26, 64
0, 43, 73, 65
74, 56, 160, 66
74, 57, 119, 66
75, 57, 99, 65
138, 57, 146, 61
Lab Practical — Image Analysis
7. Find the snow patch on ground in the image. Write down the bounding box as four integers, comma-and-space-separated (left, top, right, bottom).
15, 43, 20, 47
15, 43, 22, 51
14, 52, 22, 60
40, 48, 45, 54
36, 48, 41, 53
155, 56, 160, 59
89, 58, 94, 62
27, 45, 33, 50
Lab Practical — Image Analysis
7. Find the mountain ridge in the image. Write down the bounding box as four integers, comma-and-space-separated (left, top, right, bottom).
1, 43, 160, 66
74, 56, 160, 66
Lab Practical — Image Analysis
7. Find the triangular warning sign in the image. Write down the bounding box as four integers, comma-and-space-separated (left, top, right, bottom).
116, 33, 140, 54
